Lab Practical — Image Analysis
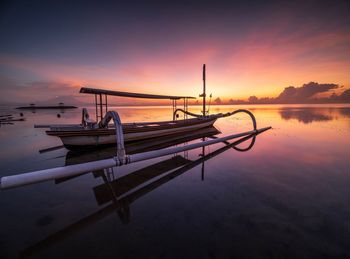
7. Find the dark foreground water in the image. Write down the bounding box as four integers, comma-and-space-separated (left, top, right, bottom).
0, 104, 350, 259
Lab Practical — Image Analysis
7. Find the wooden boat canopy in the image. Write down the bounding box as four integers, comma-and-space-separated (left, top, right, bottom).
80, 87, 196, 100
80, 87, 195, 121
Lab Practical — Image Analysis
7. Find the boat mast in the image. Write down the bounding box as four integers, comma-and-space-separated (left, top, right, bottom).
202, 64, 206, 116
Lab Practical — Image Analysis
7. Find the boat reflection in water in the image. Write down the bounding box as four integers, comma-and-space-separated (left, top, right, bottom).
64, 126, 221, 165
57, 126, 221, 184
20, 126, 268, 257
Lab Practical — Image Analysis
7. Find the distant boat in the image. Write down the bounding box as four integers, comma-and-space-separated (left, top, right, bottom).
0, 113, 25, 124
16, 103, 77, 109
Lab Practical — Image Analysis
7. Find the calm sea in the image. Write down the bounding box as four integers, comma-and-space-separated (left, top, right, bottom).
0, 104, 350, 258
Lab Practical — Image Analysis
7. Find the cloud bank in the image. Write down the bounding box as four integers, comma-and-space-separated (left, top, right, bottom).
229, 82, 350, 104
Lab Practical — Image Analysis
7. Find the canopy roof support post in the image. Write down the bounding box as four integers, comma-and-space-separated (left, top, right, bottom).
105, 94, 108, 114
95, 94, 98, 122
99, 94, 103, 121
173, 99, 177, 121
93, 93, 108, 122
186, 98, 188, 120
183, 98, 185, 121
175, 100, 177, 118
182, 98, 188, 121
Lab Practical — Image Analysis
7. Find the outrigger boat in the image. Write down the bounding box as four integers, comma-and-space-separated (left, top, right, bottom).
43, 87, 215, 149
0, 65, 271, 190
37, 64, 256, 150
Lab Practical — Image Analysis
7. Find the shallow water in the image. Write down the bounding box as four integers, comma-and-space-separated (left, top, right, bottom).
0, 104, 350, 258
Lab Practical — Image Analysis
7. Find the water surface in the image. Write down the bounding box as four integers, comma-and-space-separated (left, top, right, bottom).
0, 104, 350, 258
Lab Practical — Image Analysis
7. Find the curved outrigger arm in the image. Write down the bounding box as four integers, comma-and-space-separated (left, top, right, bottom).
217, 109, 257, 130
173, 108, 257, 130
98, 111, 126, 161
173, 108, 203, 120
82, 109, 126, 161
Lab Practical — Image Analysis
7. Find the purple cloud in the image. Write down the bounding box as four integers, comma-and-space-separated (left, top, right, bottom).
276, 82, 338, 103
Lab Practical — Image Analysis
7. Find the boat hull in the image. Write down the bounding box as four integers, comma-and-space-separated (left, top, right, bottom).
47, 118, 217, 149
65, 126, 221, 165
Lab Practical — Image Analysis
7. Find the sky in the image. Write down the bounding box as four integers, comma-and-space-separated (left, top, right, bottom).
1, 0, 350, 105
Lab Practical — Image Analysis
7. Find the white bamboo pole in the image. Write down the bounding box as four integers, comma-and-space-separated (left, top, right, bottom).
0, 126, 271, 189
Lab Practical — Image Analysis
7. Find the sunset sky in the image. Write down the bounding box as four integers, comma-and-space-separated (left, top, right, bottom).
1, 0, 350, 104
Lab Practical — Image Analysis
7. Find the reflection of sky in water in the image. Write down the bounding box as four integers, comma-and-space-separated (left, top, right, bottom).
0, 105, 350, 258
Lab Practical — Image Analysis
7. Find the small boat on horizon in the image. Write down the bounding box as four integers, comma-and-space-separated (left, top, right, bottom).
16, 102, 77, 110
